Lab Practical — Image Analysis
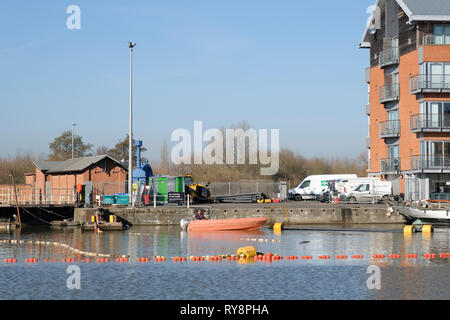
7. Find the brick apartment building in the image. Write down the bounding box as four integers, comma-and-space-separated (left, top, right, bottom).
360, 0, 450, 201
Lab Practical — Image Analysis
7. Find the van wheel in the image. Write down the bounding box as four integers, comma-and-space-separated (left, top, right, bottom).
294, 195, 303, 201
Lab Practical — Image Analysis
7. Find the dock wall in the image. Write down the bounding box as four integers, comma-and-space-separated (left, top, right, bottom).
74, 205, 405, 226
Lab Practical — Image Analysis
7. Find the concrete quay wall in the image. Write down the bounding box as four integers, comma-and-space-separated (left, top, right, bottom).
74, 204, 405, 226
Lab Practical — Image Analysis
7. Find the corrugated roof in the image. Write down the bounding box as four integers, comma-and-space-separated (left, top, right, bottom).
33, 160, 63, 172
360, 0, 450, 48
33, 155, 126, 174
397, 0, 450, 18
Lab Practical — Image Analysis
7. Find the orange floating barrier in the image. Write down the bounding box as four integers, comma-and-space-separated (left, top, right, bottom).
300, 256, 313, 260
318, 255, 330, 260
372, 254, 385, 259
351, 255, 363, 259
335, 255, 347, 259
424, 253, 436, 259
406, 254, 417, 259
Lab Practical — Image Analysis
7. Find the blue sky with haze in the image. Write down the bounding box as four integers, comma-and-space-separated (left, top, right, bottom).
0, 0, 374, 162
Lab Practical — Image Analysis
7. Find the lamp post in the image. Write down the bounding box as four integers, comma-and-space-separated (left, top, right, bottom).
71, 123, 77, 159
128, 41, 136, 206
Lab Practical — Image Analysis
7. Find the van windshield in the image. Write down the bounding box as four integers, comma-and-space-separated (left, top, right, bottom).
299, 180, 311, 188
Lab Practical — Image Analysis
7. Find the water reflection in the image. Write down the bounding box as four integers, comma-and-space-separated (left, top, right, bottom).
0, 225, 449, 299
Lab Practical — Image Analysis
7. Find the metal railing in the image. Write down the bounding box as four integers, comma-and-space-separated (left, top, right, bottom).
410, 74, 450, 93
410, 155, 450, 171
365, 67, 370, 83
422, 34, 450, 46
0, 186, 75, 205
379, 120, 400, 138
380, 84, 400, 103
365, 103, 370, 116
379, 47, 399, 67
365, 137, 370, 149
410, 114, 450, 132
205, 181, 287, 200
380, 158, 401, 174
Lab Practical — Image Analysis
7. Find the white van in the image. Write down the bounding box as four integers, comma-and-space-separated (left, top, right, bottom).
288, 174, 357, 201
336, 177, 382, 194
343, 181, 392, 203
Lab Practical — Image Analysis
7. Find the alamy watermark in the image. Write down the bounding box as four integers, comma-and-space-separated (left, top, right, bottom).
66, 5, 81, 30
170, 121, 279, 176
366, 265, 381, 290
66, 265, 81, 290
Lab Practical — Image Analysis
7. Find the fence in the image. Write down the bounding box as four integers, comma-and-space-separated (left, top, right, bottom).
205, 181, 287, 200
0, 185, 75, 205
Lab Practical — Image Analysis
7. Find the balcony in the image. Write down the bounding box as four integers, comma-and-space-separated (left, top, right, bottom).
422, 34, 450, 46
380, 84, 400, 103
410, 74, 450, 94
411, 155, 450, 172
379, 120, 400, 139
379, 47, 399, 68
410, 114, 450, 132
365, 137, 370, 149
365, 103, 370, 116
365, 67, 370, 84
380, 158, 401, 174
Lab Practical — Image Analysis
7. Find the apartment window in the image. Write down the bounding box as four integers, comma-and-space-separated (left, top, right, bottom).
420, 62, 450, 89
387, 109, 399, 131
388, 145, 399, 159
421, 141, 450, 157
434, 25, 450, 45
420, 101, 450, 127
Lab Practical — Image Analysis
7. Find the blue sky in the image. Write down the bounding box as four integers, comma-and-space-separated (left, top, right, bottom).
0, 0, 373, 161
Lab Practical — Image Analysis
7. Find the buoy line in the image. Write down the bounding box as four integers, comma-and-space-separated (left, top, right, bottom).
239, 238, 281, 243
0, 239, 128, 259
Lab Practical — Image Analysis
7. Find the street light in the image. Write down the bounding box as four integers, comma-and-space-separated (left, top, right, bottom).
72, 123, 77, 159
128, 42, 136, 206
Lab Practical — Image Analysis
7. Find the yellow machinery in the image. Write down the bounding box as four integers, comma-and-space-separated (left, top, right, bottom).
183, 174, 212, 203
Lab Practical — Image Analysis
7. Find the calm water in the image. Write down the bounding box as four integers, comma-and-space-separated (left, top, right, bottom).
0, 224, 449, 300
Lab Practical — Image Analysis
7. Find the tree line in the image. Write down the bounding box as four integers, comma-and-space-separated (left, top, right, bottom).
0, 128, 367, 186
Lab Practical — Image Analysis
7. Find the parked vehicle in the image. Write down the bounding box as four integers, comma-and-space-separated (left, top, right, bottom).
341, 181, 392, 203
288, 174, 357, 201
335, 177, 382, 194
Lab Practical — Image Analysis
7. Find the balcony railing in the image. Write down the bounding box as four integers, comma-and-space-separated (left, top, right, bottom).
365, 137, 370, 149
365, 103, 370, 116
411, 155, 450, 172
410, 114, 450, 132
410, 74, 450, 93
422, 34, 450, 46
380, 84, 400, 103
379, 120, 400, 138
379, 47, 399, 68
365, 67, 370, 84
380, 157, 401, 174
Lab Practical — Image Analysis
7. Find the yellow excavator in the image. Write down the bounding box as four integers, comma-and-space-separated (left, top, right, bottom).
183, 174, 212, 203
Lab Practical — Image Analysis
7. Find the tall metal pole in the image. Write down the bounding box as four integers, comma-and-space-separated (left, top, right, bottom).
10, 173, 21, 230
128, 42, 136, 206
72, 123, 76, 159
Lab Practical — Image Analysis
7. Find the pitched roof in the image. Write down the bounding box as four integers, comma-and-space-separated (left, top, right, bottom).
33, 155, 126, 174
360, 0, 450, 48
397, 0, 450, 20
